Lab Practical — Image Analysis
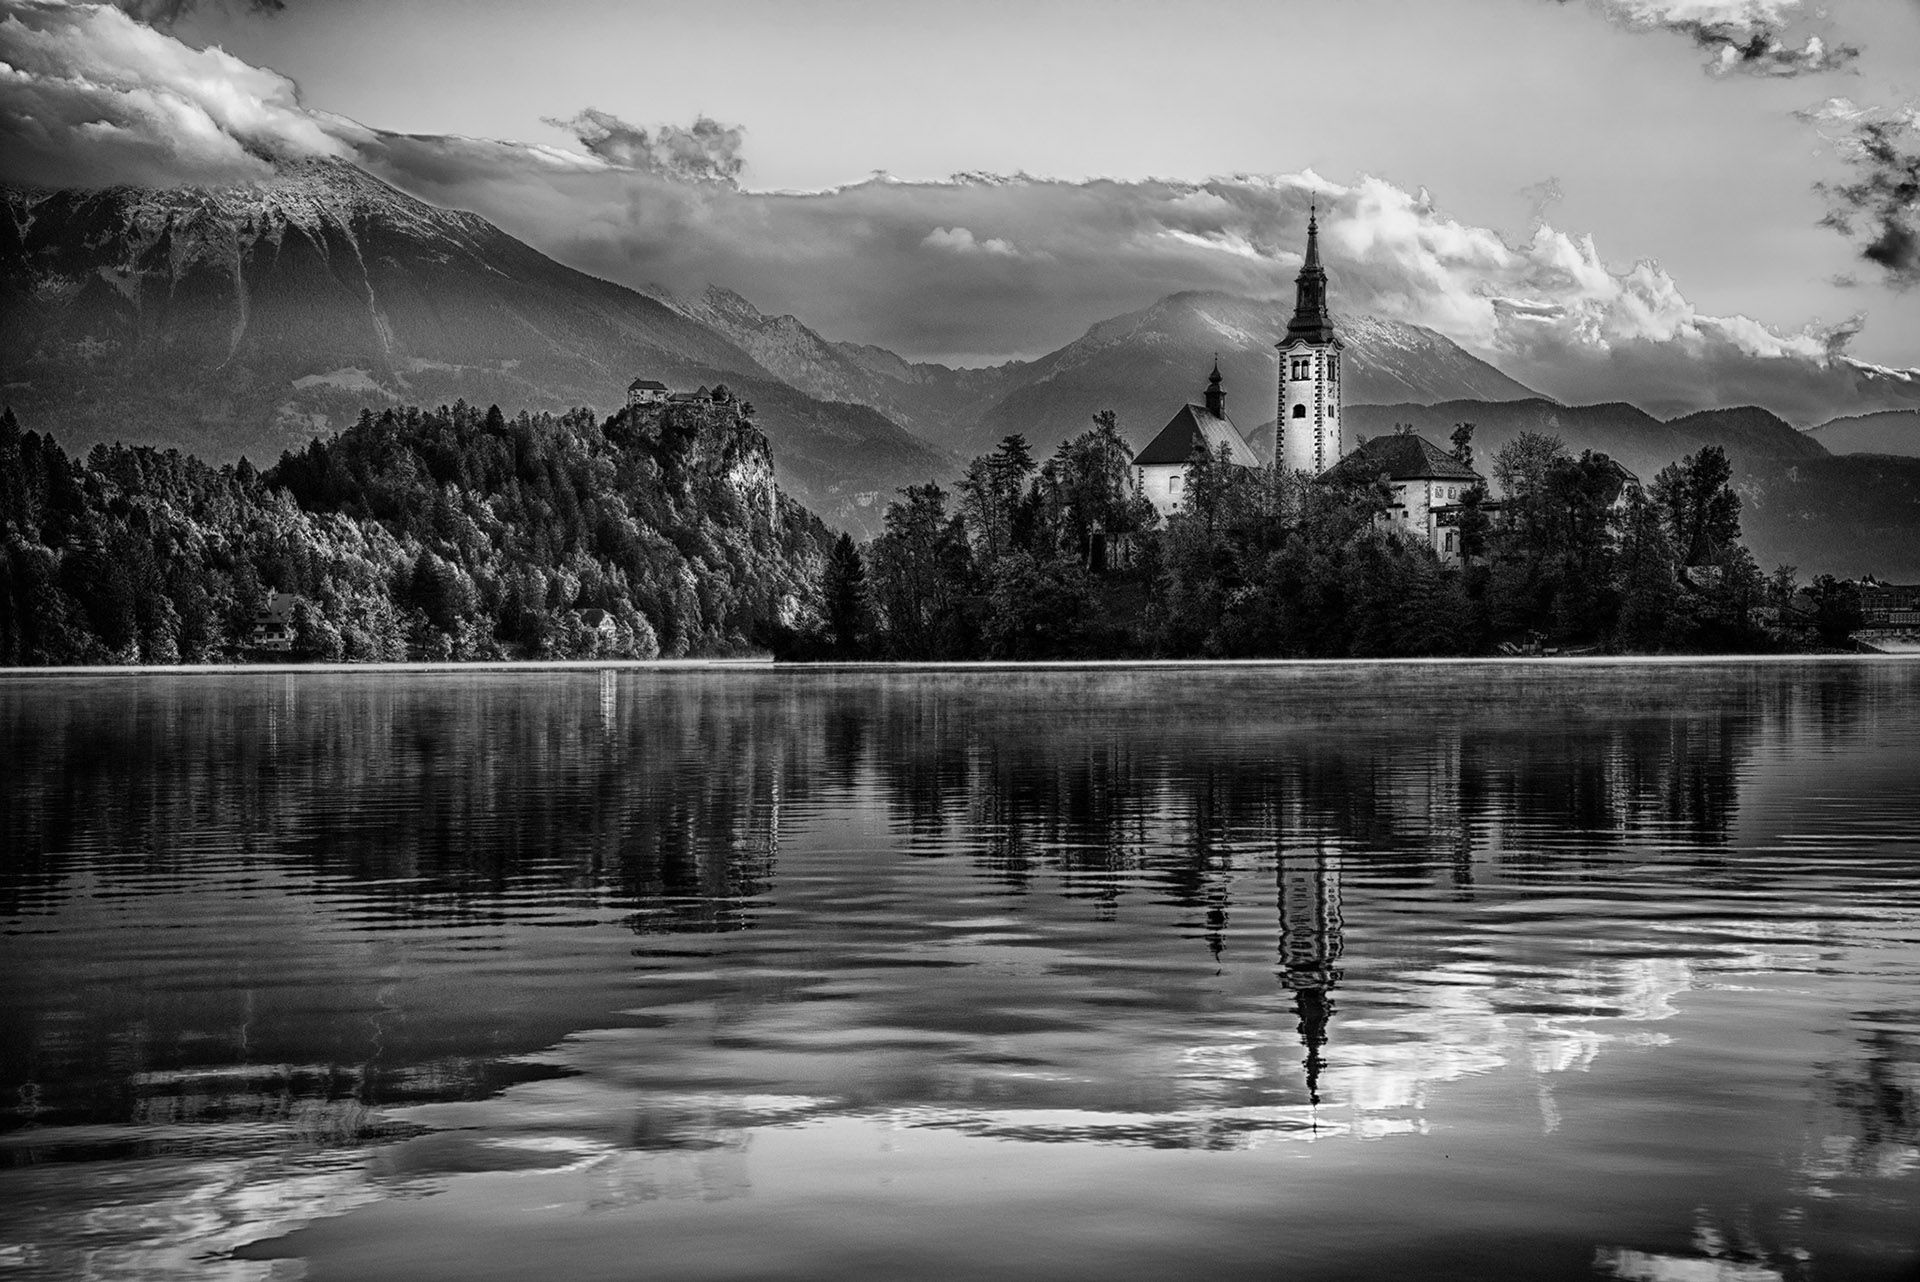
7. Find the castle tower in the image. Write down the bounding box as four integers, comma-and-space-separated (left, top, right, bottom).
1276, 207, 1344, 475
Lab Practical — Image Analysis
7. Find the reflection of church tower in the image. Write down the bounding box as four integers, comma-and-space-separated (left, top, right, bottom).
1277, 845, 1344, 1104
1276, 206, 1344, 476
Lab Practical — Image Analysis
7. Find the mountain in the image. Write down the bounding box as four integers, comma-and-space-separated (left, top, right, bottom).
1807, 410, 1920, 458
1348, 398, 1920, 579
0, 160, 954, 534
675, 288, 1542, 461
670, 285, 1011, 443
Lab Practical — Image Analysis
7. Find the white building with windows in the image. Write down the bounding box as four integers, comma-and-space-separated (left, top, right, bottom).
1321, 431, 1483, 564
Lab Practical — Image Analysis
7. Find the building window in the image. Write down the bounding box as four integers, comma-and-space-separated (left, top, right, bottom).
1290, 357, 1311, 380
1329, 356, 1339, 383
1170, 475, 1182, 492
1292, 403, 1307, 419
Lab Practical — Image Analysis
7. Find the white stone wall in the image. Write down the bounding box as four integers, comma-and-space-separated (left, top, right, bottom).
1137, 463, 1187, 517
1276, 344, 1342, 475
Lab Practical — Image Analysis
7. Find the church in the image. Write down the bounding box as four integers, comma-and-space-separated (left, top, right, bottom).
1133, 209, 1482, 564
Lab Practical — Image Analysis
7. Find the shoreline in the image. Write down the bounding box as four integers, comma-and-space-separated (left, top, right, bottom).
2, 652, 1916, 678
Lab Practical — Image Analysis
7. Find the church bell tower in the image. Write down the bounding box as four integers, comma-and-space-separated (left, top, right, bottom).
1276, 206, 1344, 475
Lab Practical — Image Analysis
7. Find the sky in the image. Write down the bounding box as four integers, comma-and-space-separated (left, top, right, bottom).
2, 0, 1917, 406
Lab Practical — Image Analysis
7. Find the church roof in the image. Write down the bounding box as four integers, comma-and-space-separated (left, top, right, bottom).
1320, 432, 1481, 484
1135, 403, 1261, 467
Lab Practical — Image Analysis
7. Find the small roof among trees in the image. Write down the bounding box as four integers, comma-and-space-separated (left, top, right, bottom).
1135, 403, 1260, 467
1321, 432, 1480, 484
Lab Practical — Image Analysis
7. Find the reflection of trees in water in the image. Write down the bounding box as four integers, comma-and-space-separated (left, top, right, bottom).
0, 665, 1898, 1158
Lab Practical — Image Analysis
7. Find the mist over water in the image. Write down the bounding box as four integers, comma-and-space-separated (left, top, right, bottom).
3, 663, 1918, 1280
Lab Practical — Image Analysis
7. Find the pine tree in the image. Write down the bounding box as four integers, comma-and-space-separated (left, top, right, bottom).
821, 532, 870, 657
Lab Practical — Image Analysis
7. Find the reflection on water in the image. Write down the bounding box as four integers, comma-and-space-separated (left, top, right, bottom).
2, 662, 1918, 1280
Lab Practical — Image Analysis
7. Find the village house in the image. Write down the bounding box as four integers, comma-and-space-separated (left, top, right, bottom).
1321, 432, 1482, 564
249, 591, 298, 652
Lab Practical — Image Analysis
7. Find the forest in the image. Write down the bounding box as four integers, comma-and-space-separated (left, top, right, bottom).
0, 394, 1860, 667
793, 414, 1860, 661
0, 392, 834, 665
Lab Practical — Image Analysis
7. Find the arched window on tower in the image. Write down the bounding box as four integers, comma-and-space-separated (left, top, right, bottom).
1292, 404, 1307, 419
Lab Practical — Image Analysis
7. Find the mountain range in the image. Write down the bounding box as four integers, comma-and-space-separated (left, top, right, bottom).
0, 160, 951, 533
3, 159, 1917, 572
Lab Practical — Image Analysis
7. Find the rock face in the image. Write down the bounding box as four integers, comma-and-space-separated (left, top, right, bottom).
0, 160, 952, 535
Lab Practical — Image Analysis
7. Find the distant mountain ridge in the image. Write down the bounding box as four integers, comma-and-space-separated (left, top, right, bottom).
1807, 410, 1920, 458
675, 286, 1545, 460
0, 160, 953, 533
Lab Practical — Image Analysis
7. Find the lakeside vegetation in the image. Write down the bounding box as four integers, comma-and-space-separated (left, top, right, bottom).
785, 417, 1864, 661
0, 396, 832, 666
0, 397, 1870, 668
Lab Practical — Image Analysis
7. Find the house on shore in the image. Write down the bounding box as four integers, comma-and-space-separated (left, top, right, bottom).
250, 591, 298, 652
1321, 432, 1484, 564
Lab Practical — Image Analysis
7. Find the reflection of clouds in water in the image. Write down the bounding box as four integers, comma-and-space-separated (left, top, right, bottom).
0, 1149, 379, 1282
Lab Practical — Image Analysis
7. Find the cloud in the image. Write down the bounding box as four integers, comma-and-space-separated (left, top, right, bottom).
542, 108, 744, 187
110, 0, 283, 25
1553, 0, 1858, 76
923, 226, 1019, 257
0, 0, 343, 187
1800, 97, 1920, 287
0, 1, 1904, 422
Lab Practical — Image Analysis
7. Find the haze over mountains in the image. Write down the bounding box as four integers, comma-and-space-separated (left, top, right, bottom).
3, 160, 1918, 571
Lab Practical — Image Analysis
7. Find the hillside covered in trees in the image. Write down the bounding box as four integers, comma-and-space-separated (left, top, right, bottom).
795, 418, 1841, 661
0, 391, 834, 665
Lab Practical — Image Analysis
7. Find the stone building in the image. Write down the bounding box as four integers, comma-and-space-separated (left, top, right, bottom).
1321, 432, 1483, 564
626, 378, 668, 408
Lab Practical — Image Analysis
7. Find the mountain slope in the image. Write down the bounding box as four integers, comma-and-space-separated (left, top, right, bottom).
0, 160, 953, 533
1807, 410, 1920, 458
959, 292, 1542, 459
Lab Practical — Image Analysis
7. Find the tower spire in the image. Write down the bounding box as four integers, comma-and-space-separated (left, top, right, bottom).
1287, 204, 1334, 344
1204, 356, 1225, 418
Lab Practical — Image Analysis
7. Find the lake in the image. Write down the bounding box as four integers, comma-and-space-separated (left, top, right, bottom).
2, 662, 1918, 1280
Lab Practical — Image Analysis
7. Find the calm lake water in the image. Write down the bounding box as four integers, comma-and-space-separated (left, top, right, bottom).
3, 662, 1918, 1281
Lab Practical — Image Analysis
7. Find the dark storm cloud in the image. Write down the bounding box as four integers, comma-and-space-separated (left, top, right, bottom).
1802, 100, 1920, 287
111, 0, 283, 24
1554, 0, 1858, 76
543, 108, 744, 187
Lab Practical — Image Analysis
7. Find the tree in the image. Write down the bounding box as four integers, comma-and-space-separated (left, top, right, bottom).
1612, 488, 1678, 651
868, 483, 975, 658
1449, 422, 1475, 468
820, 532, 871, 656
1652, 445, 1741, 567
959, 434, 1036, 564
1808, 575, 1864, 648
1492, 431, 1568, 501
